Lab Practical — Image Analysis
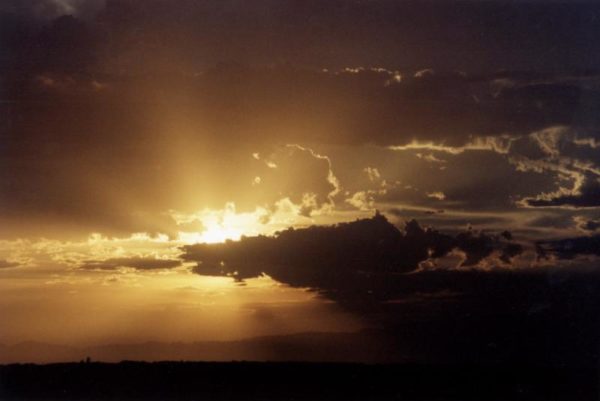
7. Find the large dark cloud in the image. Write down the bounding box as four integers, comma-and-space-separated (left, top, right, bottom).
4, 0, 600, 73
3, 1, 600, 144
181, 214, 523, 290
6, 65, 600, 146
3, 0, 600, 146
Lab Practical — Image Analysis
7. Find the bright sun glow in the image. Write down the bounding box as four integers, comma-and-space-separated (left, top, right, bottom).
175, 203, 261, 244
178, 226, 242, 244
173, 201, 318, 245
197, 224, 243, 244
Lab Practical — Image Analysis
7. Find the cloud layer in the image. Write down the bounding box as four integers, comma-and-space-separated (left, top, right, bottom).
181, 214, 523, 294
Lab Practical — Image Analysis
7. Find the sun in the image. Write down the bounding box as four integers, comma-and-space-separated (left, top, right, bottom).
178, 223, 243, 244
174, 203, 275, 244
198, 224, 243, 244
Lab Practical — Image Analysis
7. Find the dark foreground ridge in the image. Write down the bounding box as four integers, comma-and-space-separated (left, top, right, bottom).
0, 361, 596, 401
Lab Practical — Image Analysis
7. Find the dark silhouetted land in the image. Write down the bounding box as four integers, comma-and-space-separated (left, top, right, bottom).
0, 361, 597, 401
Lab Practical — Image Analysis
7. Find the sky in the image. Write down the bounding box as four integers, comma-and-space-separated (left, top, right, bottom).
1, 0, 600, 364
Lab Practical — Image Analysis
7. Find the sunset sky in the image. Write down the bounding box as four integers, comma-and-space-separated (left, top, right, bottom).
1, 0, 600, 364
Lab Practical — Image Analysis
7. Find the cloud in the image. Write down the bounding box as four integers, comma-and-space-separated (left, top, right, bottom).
416, 153, 447, 164
376, 144, 558, 212
1, 1, 600, 242
527, 213, 577, 230
485, 126, 600, 210
0, 260, 20, 269
0, 0, 599, 369
523, 174, 600, 208
181, 213, 522, 291
7, 0, 600, 72
0, 0, 105, 20
175, 219, 206, 233
345, 191, 375, 211
363, 167, 381, 182
576, 217, 600, 232
537, 235, 600, 260
245, 144, 342, 218
414, 69, 435, 79
388, 136, 517, 155
284, 144, 341, 204
79, 257, 181, 271
426, 191, 446, 201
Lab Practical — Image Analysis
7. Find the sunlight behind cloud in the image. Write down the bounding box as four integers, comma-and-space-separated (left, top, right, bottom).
172, 203, 267, 244
181, 225, 243, 244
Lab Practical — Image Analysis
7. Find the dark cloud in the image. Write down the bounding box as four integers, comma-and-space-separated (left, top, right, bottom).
524, 174, 600, 208
528, 214, 577, 229
9, 64, 597, 145
488, 126, 600, 210
578, 218, 600, 232
430, 150, 558, 211
105, 1, 600, 72
181, 213, 522, 288
499, 243, 523, 264
537, 235, 600, 260
5, 0, 600, 72
79, 257, 181, 270
0, 1, 105, 21
3, 1, 600, 140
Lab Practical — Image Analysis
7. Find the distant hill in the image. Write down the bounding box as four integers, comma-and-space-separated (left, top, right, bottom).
0, 330, 404, 364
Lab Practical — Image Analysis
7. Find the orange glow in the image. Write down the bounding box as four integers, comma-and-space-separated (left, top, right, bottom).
180, 225, 243, 244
